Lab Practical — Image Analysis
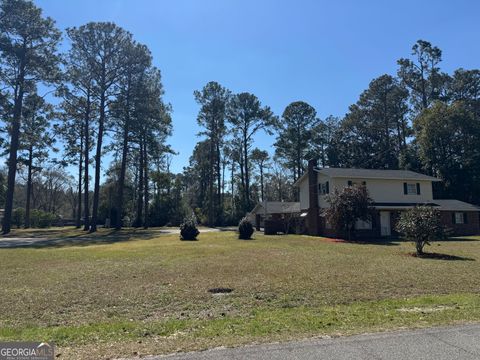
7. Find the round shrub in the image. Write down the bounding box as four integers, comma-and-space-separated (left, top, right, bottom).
238, 217, 254, 240
180, 216, 200, 241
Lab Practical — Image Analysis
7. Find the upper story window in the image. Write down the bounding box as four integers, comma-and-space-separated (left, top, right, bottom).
319, 181, 329, 195
404, 182, 421, 195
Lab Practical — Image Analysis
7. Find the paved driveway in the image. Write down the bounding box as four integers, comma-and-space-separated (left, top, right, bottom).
128, 324, 480, 360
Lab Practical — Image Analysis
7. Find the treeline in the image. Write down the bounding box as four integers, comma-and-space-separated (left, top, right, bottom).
0, 0, 172, 233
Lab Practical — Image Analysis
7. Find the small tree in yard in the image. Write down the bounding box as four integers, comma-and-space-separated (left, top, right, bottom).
395, 206, 445, 256
323, 185, 375, 240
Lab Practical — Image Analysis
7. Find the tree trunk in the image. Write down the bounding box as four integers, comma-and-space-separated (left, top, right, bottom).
260, 163, 264, 202
239, 152, 245, 207
216, 141, 222, 222
116, 120, 129, 229
416, 241, 424, 256
83, 88, 91, 231
143, 140, 149, 229
208, 139, 214, 226
221, 158, 226, 210
116, 77, 131, 230
2, 69, 25, 235
243, 132, 250, 212
90, 91, 105, 233
135, 140, 144, 227
25, 146, 33, 228
230, 160, 235, 216
76, 132, 83, 228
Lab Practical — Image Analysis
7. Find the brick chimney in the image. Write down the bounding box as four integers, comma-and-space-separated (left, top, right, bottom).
307, 158, 320, 235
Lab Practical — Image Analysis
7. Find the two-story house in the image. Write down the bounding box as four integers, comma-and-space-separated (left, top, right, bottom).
294, 159, 480, 237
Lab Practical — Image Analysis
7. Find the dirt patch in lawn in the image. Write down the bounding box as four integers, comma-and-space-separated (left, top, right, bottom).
397, 305, 458, 313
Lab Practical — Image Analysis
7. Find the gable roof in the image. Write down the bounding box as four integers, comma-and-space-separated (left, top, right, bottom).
294, 167, 440, 186
249, 201, 300, 215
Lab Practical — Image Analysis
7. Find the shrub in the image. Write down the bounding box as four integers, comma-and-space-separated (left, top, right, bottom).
12, 208, 25, 228
395, 206, 445, 256
238, 217, 254, 240
180, 215, 200, 241
30, 209, 56, 228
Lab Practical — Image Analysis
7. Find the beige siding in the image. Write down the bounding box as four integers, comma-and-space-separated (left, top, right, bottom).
330, 178, 433, 203
298, 174, 435, 209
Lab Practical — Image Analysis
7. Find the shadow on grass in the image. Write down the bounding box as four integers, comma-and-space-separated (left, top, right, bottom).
0, 229, 161, 249
441, 237, 480, 242
408, 252, 476, 261
328, 237, 401, 246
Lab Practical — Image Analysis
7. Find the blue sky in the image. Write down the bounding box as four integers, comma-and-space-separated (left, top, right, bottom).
36, 0, 480, 174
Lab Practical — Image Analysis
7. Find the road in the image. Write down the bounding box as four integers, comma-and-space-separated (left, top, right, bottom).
135, 324, 480, 360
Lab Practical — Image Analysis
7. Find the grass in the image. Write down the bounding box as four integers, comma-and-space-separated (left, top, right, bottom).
0, 228, 479, 359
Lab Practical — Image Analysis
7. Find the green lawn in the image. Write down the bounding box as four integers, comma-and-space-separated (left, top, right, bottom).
1, 228, 479, 359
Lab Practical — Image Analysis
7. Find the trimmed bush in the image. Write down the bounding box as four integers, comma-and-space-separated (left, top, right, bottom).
238, 217, 254, 240
180, 215, 200, 241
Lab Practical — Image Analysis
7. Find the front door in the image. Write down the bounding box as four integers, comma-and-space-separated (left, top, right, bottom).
380, 211, 391, 237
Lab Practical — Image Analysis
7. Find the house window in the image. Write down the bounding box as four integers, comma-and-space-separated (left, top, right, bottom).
404, 182, 420, 195
355, 219, 372, 230
406, 183, 417, 195
453, 212, 467, 224
319, 181, 329, 195
325, 218, 332, 229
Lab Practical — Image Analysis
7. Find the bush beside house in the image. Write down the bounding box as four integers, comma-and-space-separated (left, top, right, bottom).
323, 185, 375, 240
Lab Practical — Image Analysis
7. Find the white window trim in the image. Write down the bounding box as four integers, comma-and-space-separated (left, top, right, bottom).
454, 212, 465, 224
406, 183, 417, 195
319, 183, 327, 195
355, 219, 372, 230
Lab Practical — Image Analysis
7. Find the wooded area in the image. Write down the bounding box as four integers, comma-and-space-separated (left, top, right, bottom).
1, 0, 479, 232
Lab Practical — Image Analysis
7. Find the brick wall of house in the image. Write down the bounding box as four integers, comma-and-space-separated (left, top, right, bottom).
319, 213, 381, 239
307, 159, 321, 235
440, 211, 480, 236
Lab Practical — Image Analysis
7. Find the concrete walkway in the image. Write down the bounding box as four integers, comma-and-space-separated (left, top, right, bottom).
134, 324, 480, 360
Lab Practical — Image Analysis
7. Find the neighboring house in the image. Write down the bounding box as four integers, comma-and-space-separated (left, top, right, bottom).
248, 201, 300, 230
294, 159, 480, 238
